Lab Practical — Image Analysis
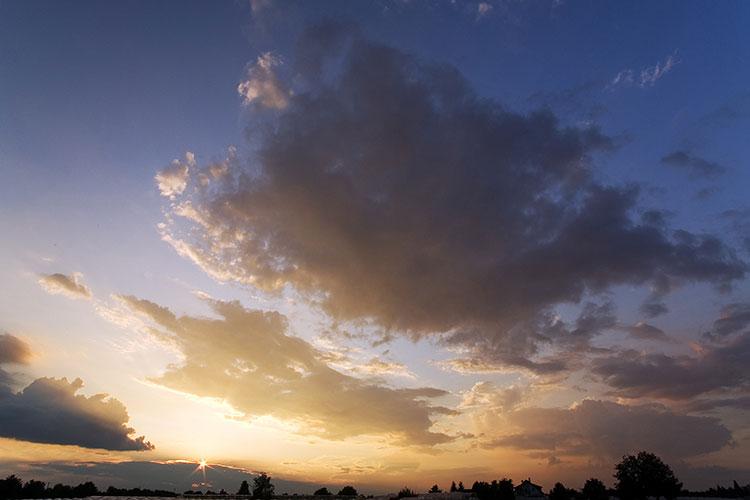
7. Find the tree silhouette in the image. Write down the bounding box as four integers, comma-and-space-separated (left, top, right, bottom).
430, 484, 442, 493
252, 473, 275, 499
582, 478, 608, 500
451, 482, 458, 493
238, 480, 251, 496
549, 483, 571, 500
338, 485, 358, 496
0, 475, 23, 499
315, 487, 333, 495
458, 482, 465, 492
614, 452, 682, 500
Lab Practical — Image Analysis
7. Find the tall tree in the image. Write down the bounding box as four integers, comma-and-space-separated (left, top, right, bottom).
252, 473, 275, 499
614, 452, 682, 500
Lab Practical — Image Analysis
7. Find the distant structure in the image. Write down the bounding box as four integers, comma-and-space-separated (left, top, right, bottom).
515, 479, 546, 498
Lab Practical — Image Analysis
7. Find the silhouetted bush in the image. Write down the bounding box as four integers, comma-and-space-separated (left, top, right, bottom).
315, 487, 333, 495
582, 478, 608, 500
430, 484, 442, 493
339, 485, 358, 496
397, 487, 418, 498
549, 482, 573, 500
239, 479, 251, 495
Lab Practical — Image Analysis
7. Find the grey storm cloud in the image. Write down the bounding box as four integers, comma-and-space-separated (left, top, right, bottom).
0, 376, 153, 451
158, 26, 746, 374
593, 331, 750, 400
0, 333, 32, 365
486, 399, 731, 461
119, 294, 456, 446
661, 150, 726, 180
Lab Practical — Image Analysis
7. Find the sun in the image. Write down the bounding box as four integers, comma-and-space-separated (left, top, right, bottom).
198, 458, 208, 471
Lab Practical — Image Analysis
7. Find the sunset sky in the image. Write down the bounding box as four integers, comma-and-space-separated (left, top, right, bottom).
1, 0, 749, 494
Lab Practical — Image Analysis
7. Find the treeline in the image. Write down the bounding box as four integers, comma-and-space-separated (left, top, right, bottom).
0, 475, 177, 498
2, 452, 749, 500
395, 452, 750, 500
681, 482, 750, 499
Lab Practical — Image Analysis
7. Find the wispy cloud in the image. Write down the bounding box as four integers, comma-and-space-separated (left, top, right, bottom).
609, 51, 680, 89
660, 150, 726, 179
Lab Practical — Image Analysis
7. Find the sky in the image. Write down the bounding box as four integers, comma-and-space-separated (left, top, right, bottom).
1, 0, 749, 494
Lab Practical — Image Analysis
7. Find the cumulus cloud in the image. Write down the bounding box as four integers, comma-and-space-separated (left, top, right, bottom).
460, 381, 526, 413
118, 294, 456, 446
37, 272, 92, 300
237, 52, 290, 109
486, 399, 731, 461
0, 377, 153, 451
155, 152, 195, 198
661, 150, 726, 180
593, 332, 750, 399
159, 30, 744, 375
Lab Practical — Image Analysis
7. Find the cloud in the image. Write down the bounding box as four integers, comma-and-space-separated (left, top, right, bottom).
118, 294, 456, 446
0, 333, 32, 396
37, 272, 92, 300
476, 2, 493, 20
460, 381, 526, 413
639, 299, 668, 318
237, 52, 290, 109
661, 150, 726, 180
354, 357, 416, 379
592, 331, 750, 399
710, 302, 750, 338
159, 31, 744, 374
486, 399, 731, 461
609, 52, 679, 89
155, 152, 195, 199
622, 322, 670, 342
0, 377, 153, 451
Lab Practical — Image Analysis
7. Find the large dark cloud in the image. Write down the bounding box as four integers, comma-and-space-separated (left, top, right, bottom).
158, 28, 746, 373
486, 399, 732, 461
0, 377, 153, 451
593, 332, 750, 400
